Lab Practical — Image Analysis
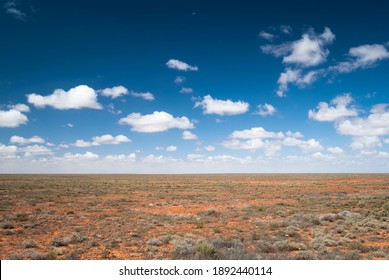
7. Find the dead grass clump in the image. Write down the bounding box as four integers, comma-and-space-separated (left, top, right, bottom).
272, 240, 307, 252
211, 238, 257, 260
51, 234, 87, 247
319, 213, 338, 222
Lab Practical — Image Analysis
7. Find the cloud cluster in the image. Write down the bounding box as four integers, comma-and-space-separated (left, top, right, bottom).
4, 1, 27, 21
310, 94, 389, 154
223, 127, 320, 156
262, 27, 389, 96
73, 134, 131, 147
10, 135, 45, 145
195, 95, 249, 116
308, 93, 358, 121
119, 111, 194, 133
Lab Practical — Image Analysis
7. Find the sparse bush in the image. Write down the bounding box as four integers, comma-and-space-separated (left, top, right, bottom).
295, 251, 316, 260
319, 213, 338, 222
272, 240, 306, 252
25, 249, 46, 260
146, 238, 162, 246
195, 239, 216, 259
5, 253, 24, 260
170, 235, 194, 258
0, 222, 14, 229
22, 239, 36, 248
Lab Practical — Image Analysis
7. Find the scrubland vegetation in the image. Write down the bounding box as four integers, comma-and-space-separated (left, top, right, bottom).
0, 174, 388, 260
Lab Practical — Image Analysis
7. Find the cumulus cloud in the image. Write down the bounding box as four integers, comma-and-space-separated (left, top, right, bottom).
182, 130, 198, 140
195, 95, 249, 115
7, 104, 30, 112
10, 135, 44, 145
0, 143, 18, 158
283, 137, 324, 153
105, 153, 136, 161
286, 131, 304, 138
223, 139, 282, 156
255, 103, 276, 116
119, 111, 194, 133
230, 127, 284, 139
308, 93, 358, 121
131, 91, 155, 101
166, 145, 177, 152
276, 68, 318, 97
0, 109, 28, 128
350, 136, 381, 151
22, 145, 53, 157
166, 59, 198, 71
73, 134, 131, 147
204, 145, 215, 152
99, 86, 128, 98
336, 104, 389, 137
63, 151, 99, 160
262, 27, 335, 68
27, 85, 102, 110
179, 87, 193, 94
331, 44, 389, 73
327, 147, 344, 154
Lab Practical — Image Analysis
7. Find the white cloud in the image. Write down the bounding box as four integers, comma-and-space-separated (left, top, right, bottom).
331, 44, 389, 73
280, 25, 292, 35
283, 137, 324, 153
67, 123, 74, 128
327, 147, 344, 154
286, 131, 304, 138
195, 95, 249, 115
27, 85, 102, 110
131, 91, 155, 101
350, 136, 381, 151
73, 139, 93, 148
174, 76, 186, 84
204, 145, 215, 152
182, 130, 198, 140
141, 154, 179, 163
105, 153, 136, 161
10, 136, 45, 145
385, 138, 389, 144
0, 143, 18, 158
179, 87, 193, 94
22, 145, 53, 157
255, 103, 276, 116
166, 59, 198, 71
0, 109, 28, 128
259, 31, 275, 41
119, 111, 194, 133
276, 68, 317, 97
166, 145, 177, 152
230, 127, 284, 139
336, 105, 389, 136
99, 86, 128, 98
92, 134, 131, 145
223, 139, 282, 156
4, 1, 27, 21
378, 152, 389, 158
63, 151, 99, 160
262, 27, 335, 68
7, 104, 30, 112
308, 93, 358, 121
73, 134, 131, 147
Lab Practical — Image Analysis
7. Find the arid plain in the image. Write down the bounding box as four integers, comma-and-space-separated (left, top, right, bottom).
1, 174, 388, 260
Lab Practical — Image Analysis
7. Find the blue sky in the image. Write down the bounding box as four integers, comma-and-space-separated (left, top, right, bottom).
1, 0, 389, 173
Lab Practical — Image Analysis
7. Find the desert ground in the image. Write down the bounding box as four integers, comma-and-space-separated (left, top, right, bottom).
0, 174, 388, 260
